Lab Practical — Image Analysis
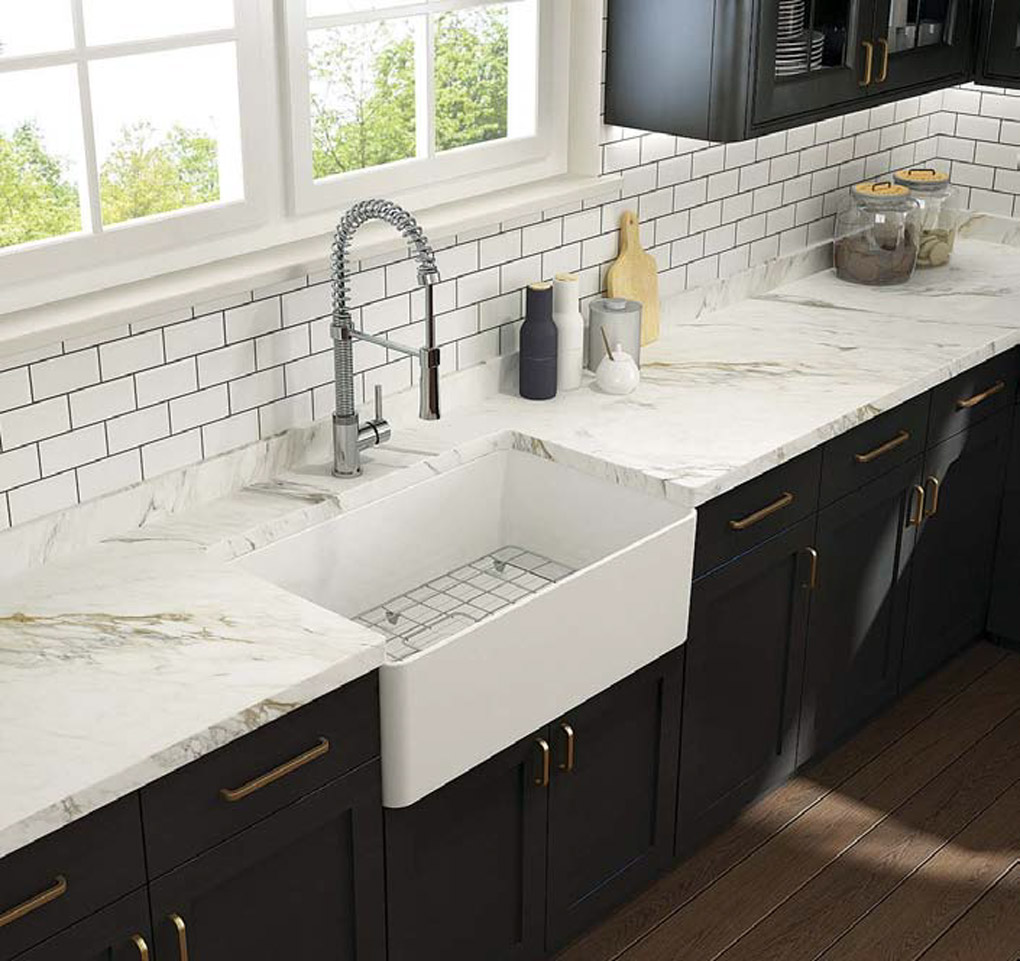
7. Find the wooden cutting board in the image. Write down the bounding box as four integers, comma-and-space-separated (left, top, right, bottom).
606, 210, 660, 346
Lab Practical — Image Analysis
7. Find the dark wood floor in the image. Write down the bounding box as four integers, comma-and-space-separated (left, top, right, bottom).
555, 642, 1020, 961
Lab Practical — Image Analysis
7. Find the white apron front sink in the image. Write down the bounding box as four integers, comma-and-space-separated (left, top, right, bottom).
237, 443, 696, 807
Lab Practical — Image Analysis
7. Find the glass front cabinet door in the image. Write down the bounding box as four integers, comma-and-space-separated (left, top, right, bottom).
978, 0, 1020, 84
755, 0, 873, 125
870, 0, 975, 92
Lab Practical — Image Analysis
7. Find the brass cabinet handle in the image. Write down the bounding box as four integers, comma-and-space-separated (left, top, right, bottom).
558, 723, 575, 773
535, 738, 551, 787
908, 484, 926, 527
0, 875, 67, 929
855, 429, 910, 464
804, 548, 819, 590
729, 491, 795, 531
168, 913, 189, 961
220, 737, 330, 802
924, 476, 941, 518
956, 380, 1006, 410
876, 38, 890, 82
130, 934, 151, 960
860, 40, 874, 86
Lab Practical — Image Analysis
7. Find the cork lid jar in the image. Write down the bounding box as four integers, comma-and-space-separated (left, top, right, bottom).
834, 181, 921, 286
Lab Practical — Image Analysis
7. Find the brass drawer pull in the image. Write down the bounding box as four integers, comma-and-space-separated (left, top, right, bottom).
535, 738, 551, 788
559, 723, 575, 773
729, 491, 795, 531
168, 913, 189, 961
876, 38, 890, 83
956, 380, 1006, 410
220, 737, 330, 803
130, 934, 151, 960
0, 875, 67, 929
860, 40, 874, 86
804, 547, 819, 590
855, 429, 910, 464
924, 476, 941, 518
908, 484, 926, 527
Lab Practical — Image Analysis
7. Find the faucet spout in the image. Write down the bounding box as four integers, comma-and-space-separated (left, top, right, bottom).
329, 200, 441, 476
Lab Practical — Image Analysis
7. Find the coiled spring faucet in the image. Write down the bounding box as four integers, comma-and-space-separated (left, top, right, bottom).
330, 200, 441, 476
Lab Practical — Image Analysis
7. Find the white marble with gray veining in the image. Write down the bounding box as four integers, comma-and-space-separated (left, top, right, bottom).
4, 218, 1020, 861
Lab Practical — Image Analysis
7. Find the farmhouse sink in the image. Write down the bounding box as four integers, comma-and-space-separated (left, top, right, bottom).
237, 443, 696, 807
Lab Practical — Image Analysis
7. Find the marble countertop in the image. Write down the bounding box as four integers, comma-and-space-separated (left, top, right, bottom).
3, 225, 1020, 860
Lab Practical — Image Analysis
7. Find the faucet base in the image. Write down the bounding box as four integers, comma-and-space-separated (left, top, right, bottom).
332, 414, 362, 477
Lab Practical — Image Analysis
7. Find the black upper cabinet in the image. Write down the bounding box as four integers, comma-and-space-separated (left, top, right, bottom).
149, 761, 386, 961
605, 0, 976, 141
901, 409, 1012, 687
677, 519, 815, 855
977, 0, 1020, 83
798, 458, 922, 766
545, 651, 684, 954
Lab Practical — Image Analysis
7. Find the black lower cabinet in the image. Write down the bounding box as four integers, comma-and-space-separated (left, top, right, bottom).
149, 761, 386, 961
676, 518, 815, 856
988, 406, 1020, 644
901, 410, 1012, 688
13, 890, 151, 961
797, 458, 921, 765
385, 732, 551, 961
545, 651, 684, 953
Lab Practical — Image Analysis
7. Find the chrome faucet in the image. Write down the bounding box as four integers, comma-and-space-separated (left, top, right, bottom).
330, 200, 441, 476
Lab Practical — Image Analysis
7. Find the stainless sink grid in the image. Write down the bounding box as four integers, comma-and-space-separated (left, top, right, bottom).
356, 546, 575, 662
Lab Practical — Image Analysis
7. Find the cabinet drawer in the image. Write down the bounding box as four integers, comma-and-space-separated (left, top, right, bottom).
141, 670, 380, 878
693, 448, 822, 577
928, 351, 1019, 446
819, 393, 930, 506
0, 797, 145, 961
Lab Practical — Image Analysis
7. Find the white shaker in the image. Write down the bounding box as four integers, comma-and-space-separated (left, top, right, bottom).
552, 272, 584, 391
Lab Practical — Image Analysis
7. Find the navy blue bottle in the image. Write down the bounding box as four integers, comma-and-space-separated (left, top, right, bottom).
519, 283, 558, 400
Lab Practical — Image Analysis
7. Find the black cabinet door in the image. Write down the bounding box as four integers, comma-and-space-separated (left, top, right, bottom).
988, 407, 1020, 643
798, 458, 922, 766
385, 732, 551, 961
676, 518, 815, 856
871, 0, 975, 93
978, 0, 1020, 83
149, 761, 385, 961
901, 410, 1012, 688
754, 0, 872, 126
13, 891, 151, 961
545, 650, 684, 953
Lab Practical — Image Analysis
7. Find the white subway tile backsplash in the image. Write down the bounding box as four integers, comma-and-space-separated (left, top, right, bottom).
77, 451, 142, 501
0, 447, 40, 492
136, 359, 198, 408
0, 397, 70, 449
107, 405, 170, 454
8, 472, 77, 525
229, 368, 285, 413
170, 386, 230, 433
0, 368, 31, 413
31, 350, 100, 400
164, 314, 225, 361
259, 393, 313, 437
225, 299, 281, 344
285, 351, 333, 395
39, 424, 106, 476
202, 411, 260, 458
198, 342, 256, 388
255, 325, 310, 370
142, 430, 203, 478
281, 283, 332, 327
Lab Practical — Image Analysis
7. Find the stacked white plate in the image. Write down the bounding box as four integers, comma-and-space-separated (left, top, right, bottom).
777, 0, 806, 39
776, 27, 824, 77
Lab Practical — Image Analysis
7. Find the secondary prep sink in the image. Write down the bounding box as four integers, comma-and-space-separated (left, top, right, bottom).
237, 439, 696, 807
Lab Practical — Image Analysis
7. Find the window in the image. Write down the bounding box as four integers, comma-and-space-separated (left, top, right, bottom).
283, 0, 571, 214
1, 1, 597, 315
0, 1, 268, 289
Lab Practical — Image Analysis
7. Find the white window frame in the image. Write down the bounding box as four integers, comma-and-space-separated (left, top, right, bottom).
0, 0, 605, 329
282, 0, 572, 217
0, 0, 276, 292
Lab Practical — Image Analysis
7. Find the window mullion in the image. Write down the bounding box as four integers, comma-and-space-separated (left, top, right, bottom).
425, 12, 437, 159
70, 0, 104, 235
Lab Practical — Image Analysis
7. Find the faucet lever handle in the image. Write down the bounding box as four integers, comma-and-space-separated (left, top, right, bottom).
373, 384, 384, 423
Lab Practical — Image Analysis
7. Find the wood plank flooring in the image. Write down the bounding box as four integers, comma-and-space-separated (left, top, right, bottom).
555, 642, 1020, 961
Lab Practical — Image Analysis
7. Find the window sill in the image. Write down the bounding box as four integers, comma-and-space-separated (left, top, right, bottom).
0, 172, 620, 358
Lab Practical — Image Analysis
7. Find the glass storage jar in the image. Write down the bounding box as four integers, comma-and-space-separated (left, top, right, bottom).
893, 168, 957, 268
834, 182, 920, 286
